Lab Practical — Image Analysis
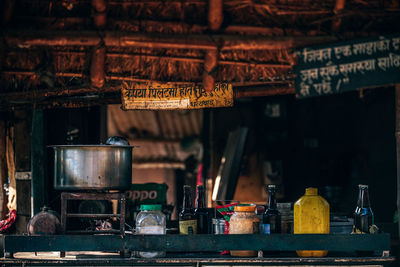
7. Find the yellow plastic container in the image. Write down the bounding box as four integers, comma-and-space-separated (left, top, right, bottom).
294, 188, 330, 257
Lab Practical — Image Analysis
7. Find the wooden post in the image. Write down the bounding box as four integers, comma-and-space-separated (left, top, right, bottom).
90, 45, 106, 88
203, 0, 223, 92
90, 0, 107, 89
208, 0, 223, 31
202, 49, 218, 92
332, 0, 346, 32
395, 84, 400, 239
31, 109, 46, 215
91, 0, 107, 29
1, 0, 14, 26
0, 117, 9, 218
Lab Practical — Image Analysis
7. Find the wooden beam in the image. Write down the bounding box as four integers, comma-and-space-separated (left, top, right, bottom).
25, 50, 291, 68
234, 85, 294, 98
4, 30, 337, 50
332, 0, 346, 32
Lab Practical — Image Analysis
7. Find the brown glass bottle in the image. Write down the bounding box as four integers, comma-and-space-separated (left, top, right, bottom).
353, 184, 374, 234
262, 185, 281, 234
179, 185, 197, 234
194, 185, 210, 234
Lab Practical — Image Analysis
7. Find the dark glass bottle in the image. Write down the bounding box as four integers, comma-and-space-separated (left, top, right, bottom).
353, 184, 374, 234
179, 185, 197, 234
262, 185, 281, 234
194, 185, 210, 234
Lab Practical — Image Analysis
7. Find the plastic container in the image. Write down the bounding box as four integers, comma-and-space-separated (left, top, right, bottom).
294, 188, 330, 257
135, 204, 166, 258
229, 204, 260, 257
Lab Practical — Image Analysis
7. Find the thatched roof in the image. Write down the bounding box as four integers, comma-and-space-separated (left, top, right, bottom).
1, 0, 399, 109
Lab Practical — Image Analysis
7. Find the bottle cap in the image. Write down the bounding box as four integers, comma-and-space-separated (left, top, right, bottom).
305, 188, 318, 195
268, 184, 276, 189
140, 204, 162, 211
358, 184, 368, 188
234, 204, 256, 212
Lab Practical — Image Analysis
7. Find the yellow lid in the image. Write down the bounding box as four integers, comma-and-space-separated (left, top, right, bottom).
305, 187, 318, 196
234, 204, 256, 212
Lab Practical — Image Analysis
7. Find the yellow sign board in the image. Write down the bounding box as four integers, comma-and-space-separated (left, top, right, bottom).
121, 82, 233, 110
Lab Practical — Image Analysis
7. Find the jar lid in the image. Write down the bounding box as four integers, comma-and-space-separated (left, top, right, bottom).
140, 204, 162, 211
305, 188, 318, 195
234, 204, 256, 212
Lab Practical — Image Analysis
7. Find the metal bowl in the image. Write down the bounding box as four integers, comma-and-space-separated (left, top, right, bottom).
50, 145, 133, 190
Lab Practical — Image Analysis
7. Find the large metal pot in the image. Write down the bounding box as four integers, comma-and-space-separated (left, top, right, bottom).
51, 145, 133, 190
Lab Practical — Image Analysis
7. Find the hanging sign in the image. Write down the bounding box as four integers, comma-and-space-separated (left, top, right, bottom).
295, 35, 400, 98
121, 82, 233, 110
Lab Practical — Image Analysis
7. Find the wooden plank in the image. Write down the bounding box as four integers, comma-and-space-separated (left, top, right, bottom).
121, 83, 233, 110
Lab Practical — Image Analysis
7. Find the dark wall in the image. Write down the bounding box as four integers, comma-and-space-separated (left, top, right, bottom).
285, 88, 396, 223
213, 87, 396, 224
44, 106, 102, 212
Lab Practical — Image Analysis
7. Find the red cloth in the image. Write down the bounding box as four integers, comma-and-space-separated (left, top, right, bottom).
0, 210, 17, 233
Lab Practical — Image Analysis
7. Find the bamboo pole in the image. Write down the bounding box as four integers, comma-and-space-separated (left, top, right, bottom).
0, 81, 294, 105
4, 31, 336, 50
22, 50, 291, 68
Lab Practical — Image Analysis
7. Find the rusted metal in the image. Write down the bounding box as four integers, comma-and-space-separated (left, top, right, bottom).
332, 0, 346, 32
60, 192, 126, 235
396, 84, 400, 239
27, 207, 62, 235
4, 31, 337, 50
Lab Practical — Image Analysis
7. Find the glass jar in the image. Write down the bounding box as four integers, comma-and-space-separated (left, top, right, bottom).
229, 204, 260, 257
135, 204, 166, 258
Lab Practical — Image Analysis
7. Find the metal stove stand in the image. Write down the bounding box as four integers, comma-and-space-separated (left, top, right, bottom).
61, 191, 126, 235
